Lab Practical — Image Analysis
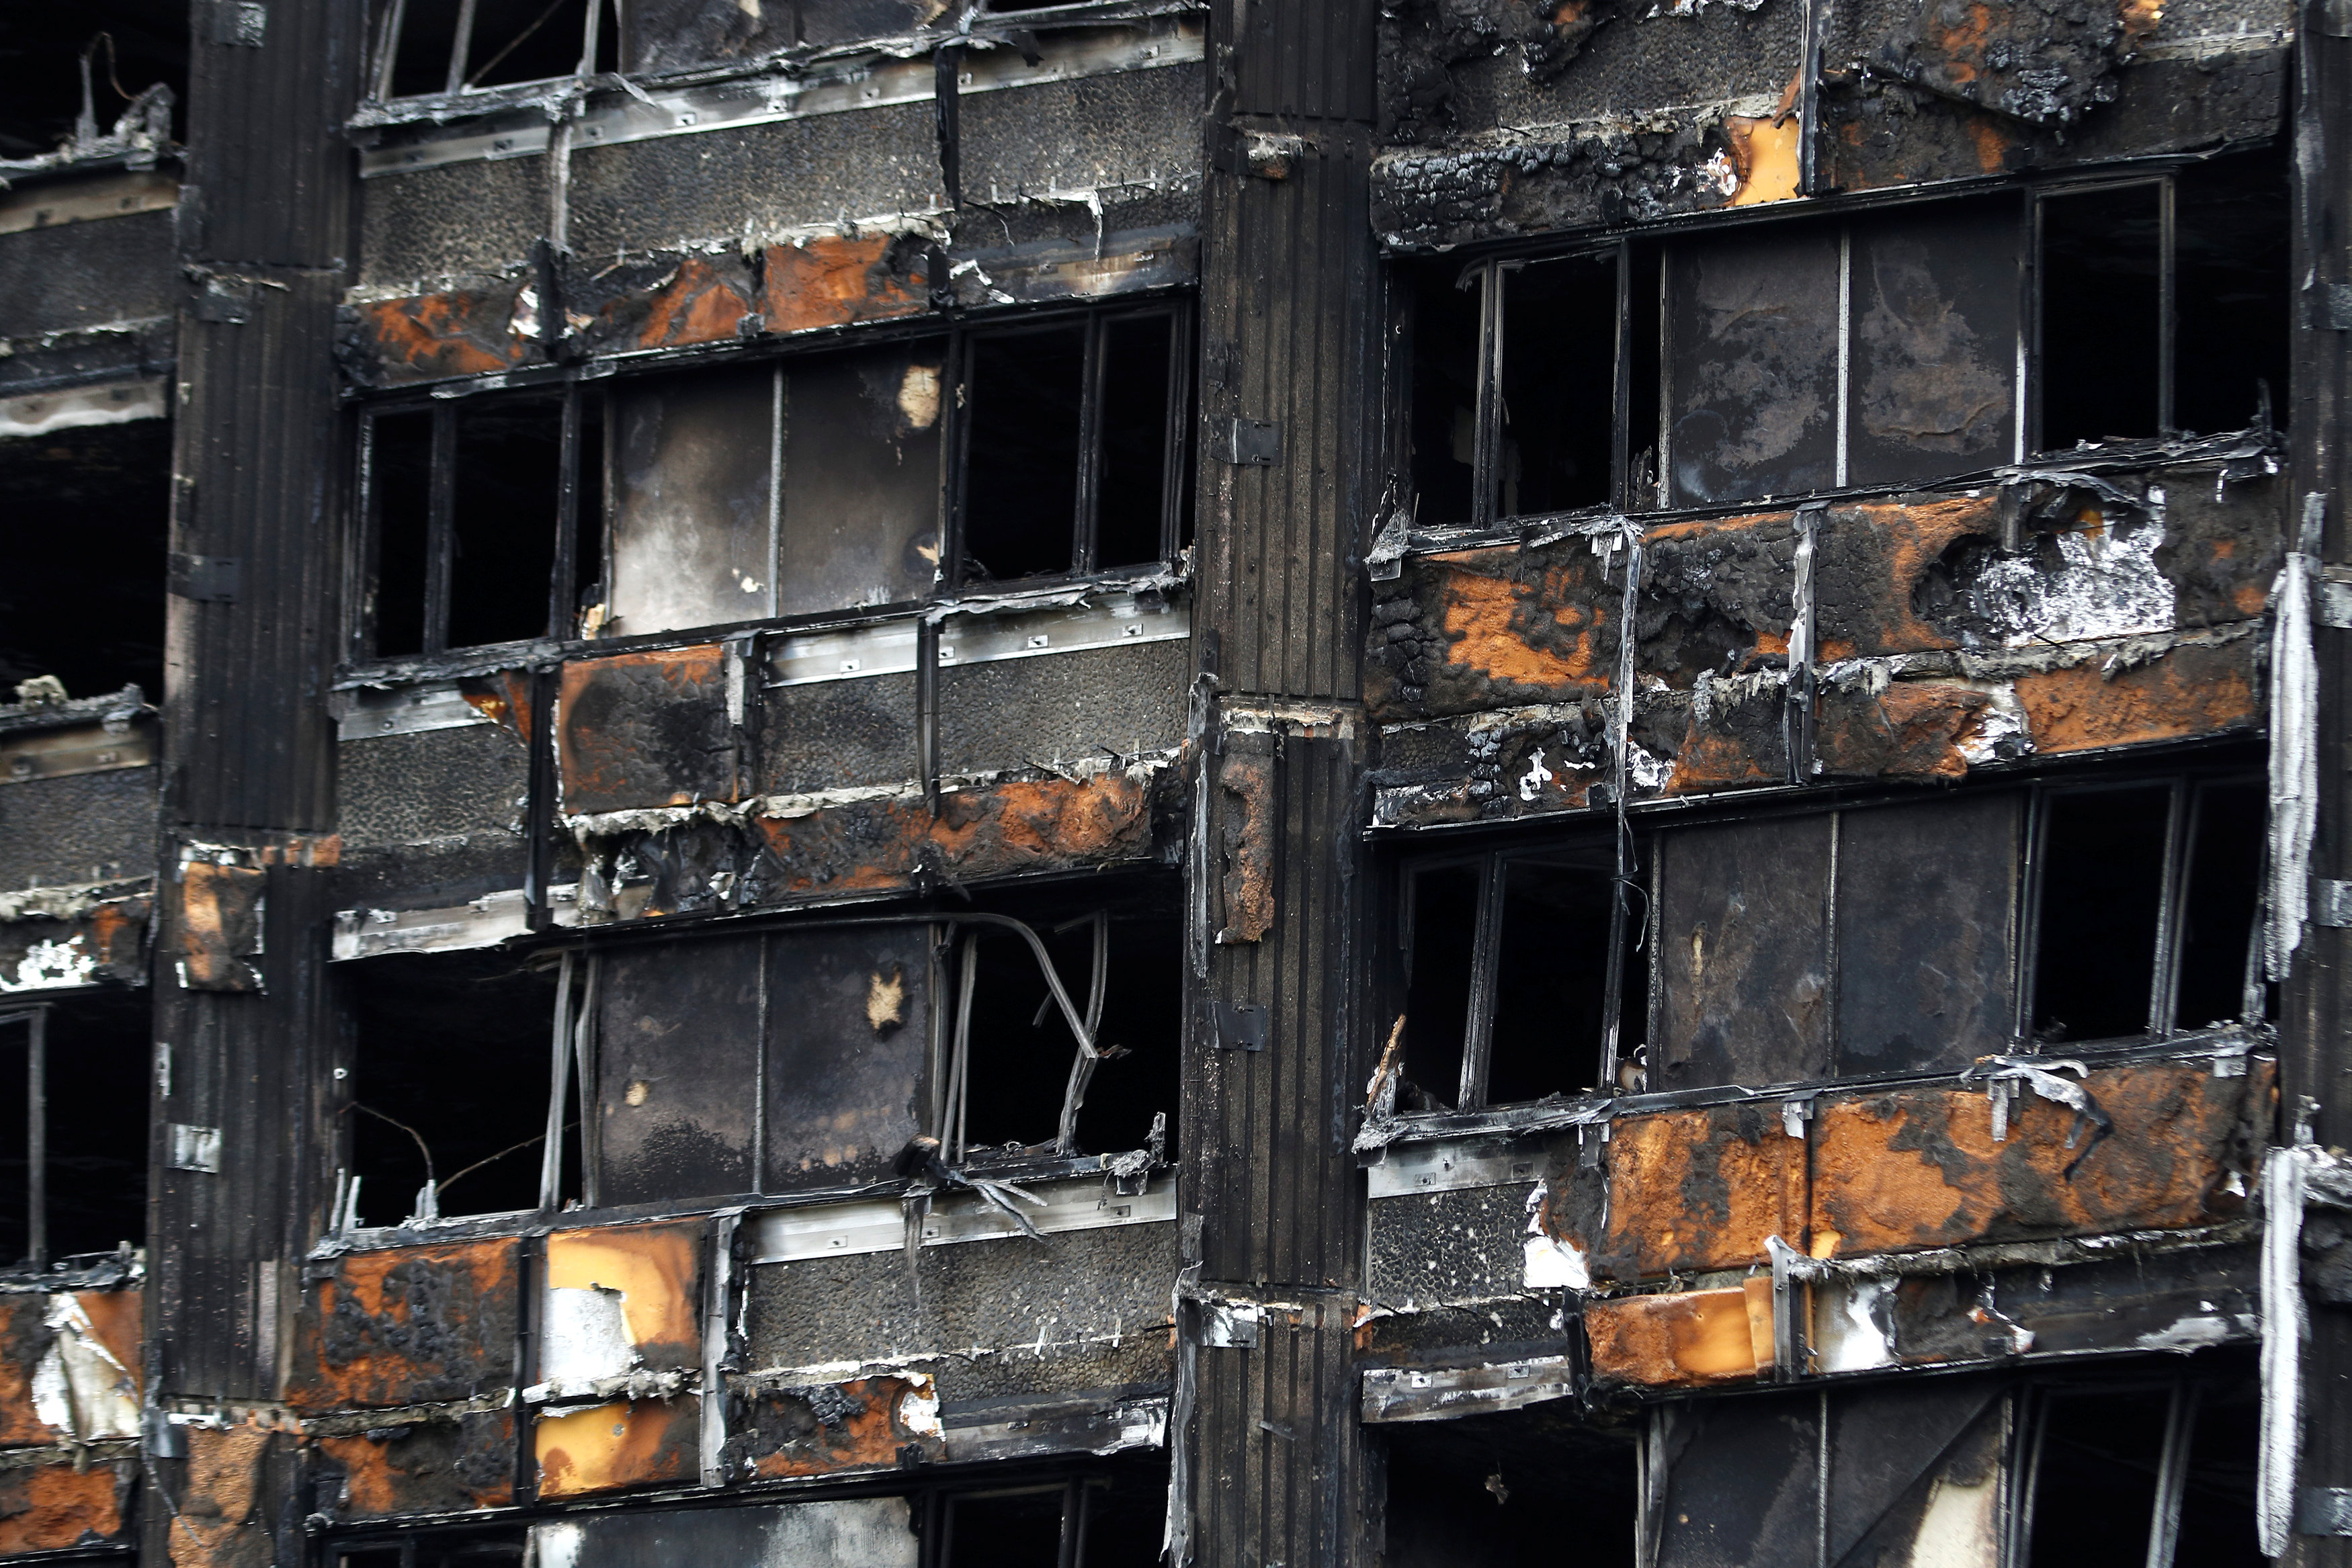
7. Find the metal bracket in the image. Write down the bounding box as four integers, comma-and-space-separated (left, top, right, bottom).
2316, 880, 2352, 928
169, 552, 241, 603
1223, 419, 1282, 467
2298, 1487, 2352, 1535
167, 1124, 222, 1174
1213, 999, 1267, 1051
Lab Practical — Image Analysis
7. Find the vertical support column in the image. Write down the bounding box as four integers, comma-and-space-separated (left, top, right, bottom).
2282, 5, 2352, 1563
1179, 3, 1383, 1566
151, 0, 363, 1562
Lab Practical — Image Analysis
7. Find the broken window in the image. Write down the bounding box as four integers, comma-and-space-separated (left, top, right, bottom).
1, 418, 171, 704
957, 305, 1195, 585
2020, 1368, 2259, 1568
2035, 153, 2294, 449
0, 995, 148, 1266
358, 386, 603, 660
1381, 1413, 1638, 1568
1407, 151, 2287, 520
333, 1526, 525, 1568
2027, 775, 2267, 1043
368, 0, 617, 101
0, 14, 187, 160
1392, 836, 1648, 1112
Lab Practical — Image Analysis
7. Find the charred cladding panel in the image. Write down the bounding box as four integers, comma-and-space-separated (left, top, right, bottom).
762, 926, 932, 1190
358, 159, 550, 290
597, 937, 763, 1205
1665, 225, 1842, 508
1653, 814, 1833, 1090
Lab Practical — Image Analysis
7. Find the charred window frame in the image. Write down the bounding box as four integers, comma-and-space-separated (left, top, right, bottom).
1390, 834, 1652, 1113
2021, 774, 2269, 1046
2014, 1369, 2257, 1567
950, 303, 1197, 589
351, 384, 602, 662
366, 0, 618, 101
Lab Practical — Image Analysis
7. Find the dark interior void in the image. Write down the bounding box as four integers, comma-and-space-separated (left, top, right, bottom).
2175, 152, 2293, 437
1406, 261, 1482, 527
335, 1527, 526, 1568
341, 950, 558, 1226
449, 392, 564, 648
370, 410, 435, 658
0, 3, 187, 157
0, 421, 171, 700
1096, 312, 1179, 568
1625, 244, 1663, 507
963, 325, 1087, 582
956, 879, 1182, 1160
1488, 847, 1628, 1102
2025, 1362, 2261, 1568
1398, 860, 1478, 1110
378, 0, 610, 98
2173, 780, 2266, 1030
1382, 1409, 1638, 1568
779, 342, 945, 616
2039, 183, 2163, 449
1498, 253, 1615, 518
939, 1463, 1167, 1568
0, 994, 149, 1264
2030, 785, 2171, 1042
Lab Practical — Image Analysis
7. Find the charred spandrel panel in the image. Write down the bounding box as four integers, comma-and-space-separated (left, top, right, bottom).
558, 646, 737, 814
566, 110, 941, 261
0, 765, 156, 893
727, 1373, 943, 1480
1365, 543, 1621, 723
1548, 1104, 1807, 1282
1638, 516, 1797, 686
761, 674, 921, 794
358, 159, 551, 290
567, 251, 759, 357
0, 894, 149, 992
530, 1497, 918, 1567
317, 1409, 517, 1518
1808, 1057, 2269, 1258
0, 1458, 135, 1554
957, 65, 1207, 199
289, 1239, 521, 1411
745, 1221, 1177, 1404
339, 725, 527, 851
597, 935, 763, 1206
759, 232, 930, 337
0, 208, 181, 341
609, 369, 777, 638
0, 1291, 142, 1446
763, 925, 932, 1191
1369, 703, 1609, 828
1652, 814, 1833, 1091
1364, 1182, 1539, 1309
1833, 793, 2021, 1076
936, 642, 1191, 778
1666, 223, 1841, 508
534, 1396, 702, 1499
542, 1221, 704, 1381
337, 273, 543, 388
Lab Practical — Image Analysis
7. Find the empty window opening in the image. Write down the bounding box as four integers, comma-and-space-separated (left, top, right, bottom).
2022, 1368, 2259, 1568
1498, 254, 1618, 518
1404, 261, 1482, 529
0, 420, 172, 703
335, 1526, 526, 1568
0, 11, 187, 160
361, 387, 603, 660
2173, 154, 2292, 437
1394, 840, 1648, 1113
372, 0, 614, 99
341, 951, 560, 1227
2037, 183, 2164, 449
948, 891, 1181, 1162
934, 1466, 1167, 1568
958, 307, 1191, 586
2029, 783, 2175, 1043
0, 995, 148, 1267
1382, 1415, 1638, 1568
2171, 780, 2268, 1031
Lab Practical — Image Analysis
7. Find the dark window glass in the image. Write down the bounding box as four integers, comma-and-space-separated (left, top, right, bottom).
2175, 154, 2292, 436
2025, 1388, 2173, 1568
2173, 780, 2265, 1031
44, 994, 149, 1257
946, 1487, 1068, 1568
1488, 851, 1616, 1101
2039, 184, 2162, 449
779, 343, 945, 616
964, 326, 1086, 582
1665, 223, 1842, 506
464, 0, 589, 87
388, 0, 466, 95
1400, 863, 1480, 1110
1408, 264, 1482, 526
2031, 786, 2171, 1042
1096, 314, 1175, 568
2173, 1381, 2263, 1567
448, 393, 563, 649
1499, 253, 1616, 517
371, 410, 435, 658
1847, 197, 2020, 486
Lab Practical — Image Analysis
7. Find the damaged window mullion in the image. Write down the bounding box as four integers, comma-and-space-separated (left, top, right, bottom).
421, 405, 458, 656
0, 1008, 45, 1268
1454, 855, 1506, 1108
1472, 259, 1505, 531
1073, 313, 1107, 573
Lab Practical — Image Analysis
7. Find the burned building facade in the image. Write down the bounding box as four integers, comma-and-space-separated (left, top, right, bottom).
0, 0, 2342, 1561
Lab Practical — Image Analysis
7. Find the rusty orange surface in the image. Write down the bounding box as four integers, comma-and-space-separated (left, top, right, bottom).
761, 233, 927, 335
2015, 638, 2259, 756
0, 1298, 48, 1446
1218, 746, 1276, 943
534, 1397, 700, 1499
0, 1460, 130, 1555
557, 645, 731, 814
545, 1221, 702, 1368
319, 1410, 515, 1517
177, 859, 266, 992
1553, 1106, 1806, 1279
1815, 494, 2001, 656
75, 1290, 142, 1399
1585, 1281, 1773, 1389
1725, 115, 1800, 206
288, 1237, 520, 1411
630, 254, 757, 350
458, 670, 535, 741
752, 771, 1157, 898
739, 1375, 944, 1479
350, 287, 530, 384
169, 1424, 274, 1568
1814, 680, 1993, 781
1810, 1059, 2269, 1258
